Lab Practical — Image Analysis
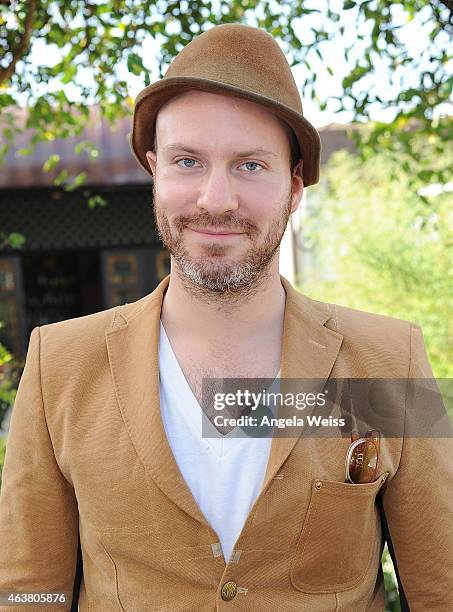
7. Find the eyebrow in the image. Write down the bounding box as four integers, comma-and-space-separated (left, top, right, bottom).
162, 143, 278, 158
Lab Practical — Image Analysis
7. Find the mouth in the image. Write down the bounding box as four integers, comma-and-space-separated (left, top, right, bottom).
187, 227, 245, 238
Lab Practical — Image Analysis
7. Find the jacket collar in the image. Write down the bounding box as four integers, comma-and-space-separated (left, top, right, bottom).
105, 274, 343, 530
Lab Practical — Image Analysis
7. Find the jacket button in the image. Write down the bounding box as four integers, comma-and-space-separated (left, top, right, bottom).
221, 580, 238, 601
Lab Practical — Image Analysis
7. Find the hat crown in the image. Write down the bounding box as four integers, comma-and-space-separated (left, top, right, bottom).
165, 24, 303, 114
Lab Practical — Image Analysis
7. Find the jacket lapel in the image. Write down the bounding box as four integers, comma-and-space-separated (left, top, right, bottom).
105, 274, 210, 528
260, 276, 343, 492
105, 274, 343, 528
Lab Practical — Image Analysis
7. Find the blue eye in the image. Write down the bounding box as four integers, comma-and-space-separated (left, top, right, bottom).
175, 158, 263, 172
241, 161, 262, 172
176, 158, 198, 168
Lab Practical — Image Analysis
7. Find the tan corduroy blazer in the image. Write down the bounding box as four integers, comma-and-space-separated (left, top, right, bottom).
1, 274, 452, 611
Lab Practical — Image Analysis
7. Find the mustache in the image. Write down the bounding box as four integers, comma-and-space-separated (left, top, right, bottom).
173, 213, 257, 234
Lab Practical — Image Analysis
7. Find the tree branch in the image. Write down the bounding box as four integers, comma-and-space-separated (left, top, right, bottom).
0, 0, 38, 86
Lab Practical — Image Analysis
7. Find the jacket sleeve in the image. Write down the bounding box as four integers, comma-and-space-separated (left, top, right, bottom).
382, 323, 453, 611
0, 327, 79, 611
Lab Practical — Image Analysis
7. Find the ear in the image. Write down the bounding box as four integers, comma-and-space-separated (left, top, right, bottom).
145, 150, 157, 177
289, 159, 304, 214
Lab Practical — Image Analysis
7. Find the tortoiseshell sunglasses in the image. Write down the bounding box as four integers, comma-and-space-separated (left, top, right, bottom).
345, 429, 381, 484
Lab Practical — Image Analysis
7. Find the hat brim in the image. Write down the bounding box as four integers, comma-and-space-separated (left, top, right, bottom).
130, 77, 321, 187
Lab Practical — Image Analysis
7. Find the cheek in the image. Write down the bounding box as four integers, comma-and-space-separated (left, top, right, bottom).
242, 177, 280, 199
155, 178, 193, 213
244, 183, 286, 222
241, 179, 286, 219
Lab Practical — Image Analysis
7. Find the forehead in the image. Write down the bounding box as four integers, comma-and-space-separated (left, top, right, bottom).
155, 90, 293, 151
158, 89, 275, 117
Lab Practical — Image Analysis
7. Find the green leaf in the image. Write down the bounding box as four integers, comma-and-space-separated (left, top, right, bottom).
127, 53, 145, 76
7, 233, 26, 249
87, 195, 107, 208
3, 128, 13, 142
63, 172, 87, 192
0, 93, 15, 109
0, 144, 8, 163
43, 154, 61, 172
54, 169, 69, 186
74, 140, 99, 158
61, 63, 77, 85
17, 147, 34, 156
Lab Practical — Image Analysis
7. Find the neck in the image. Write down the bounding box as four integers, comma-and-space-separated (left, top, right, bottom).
160, 257, 287, 346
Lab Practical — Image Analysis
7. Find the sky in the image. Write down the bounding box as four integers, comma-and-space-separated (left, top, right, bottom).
8, 0, 453, 128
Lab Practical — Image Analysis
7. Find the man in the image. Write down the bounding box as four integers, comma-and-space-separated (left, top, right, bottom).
1, 23, 452, 612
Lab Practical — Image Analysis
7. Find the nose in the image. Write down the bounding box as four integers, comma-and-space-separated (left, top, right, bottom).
196, 165, 239, 215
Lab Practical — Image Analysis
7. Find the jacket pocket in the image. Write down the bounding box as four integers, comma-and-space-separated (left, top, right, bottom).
290, 472, 389, 593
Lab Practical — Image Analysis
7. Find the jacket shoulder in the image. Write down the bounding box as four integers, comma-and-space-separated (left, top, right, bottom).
37, 290, 154, 345
329, 300, 417, 336
35, 292, 150, 380
33, 294, 155, 404
38, 303, 122, 347
309, 297, 420, 377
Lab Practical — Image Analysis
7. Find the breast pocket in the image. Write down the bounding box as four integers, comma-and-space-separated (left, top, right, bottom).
290, 472, 389, 593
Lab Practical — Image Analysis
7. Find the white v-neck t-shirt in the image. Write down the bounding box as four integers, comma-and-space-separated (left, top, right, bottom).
158, 320, 280, 563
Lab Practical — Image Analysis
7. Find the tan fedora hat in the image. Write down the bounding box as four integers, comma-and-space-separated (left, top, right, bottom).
130, 23, 321, 187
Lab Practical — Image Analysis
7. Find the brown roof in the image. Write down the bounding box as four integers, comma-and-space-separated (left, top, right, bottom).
0, 106, 148, 189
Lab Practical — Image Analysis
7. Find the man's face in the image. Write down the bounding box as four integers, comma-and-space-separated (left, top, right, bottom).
146, 90, 304, 292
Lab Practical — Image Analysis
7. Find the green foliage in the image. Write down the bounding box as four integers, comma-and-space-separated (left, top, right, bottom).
299, 137, 452, 377
382, 546, 401, 611
0, 435, 6, 489
0, 339, 20, 435
0, 232, 26, 249
86, 194, 107, 208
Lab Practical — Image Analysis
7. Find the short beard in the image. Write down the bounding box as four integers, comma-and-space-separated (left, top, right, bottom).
152, 183, 293, 306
